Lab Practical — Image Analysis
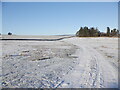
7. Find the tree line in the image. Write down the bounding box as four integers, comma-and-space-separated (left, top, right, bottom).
76, 26, 119, 37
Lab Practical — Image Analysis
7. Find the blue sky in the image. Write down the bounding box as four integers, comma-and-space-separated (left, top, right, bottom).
2, 2, 118, 35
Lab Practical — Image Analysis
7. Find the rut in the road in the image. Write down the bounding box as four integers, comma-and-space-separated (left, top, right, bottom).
59, 38, 118, 88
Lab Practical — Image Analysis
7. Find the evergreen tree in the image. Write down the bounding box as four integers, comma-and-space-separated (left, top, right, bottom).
94, 27, 99, 37
90, 27, 95, 37
113, 28, 117, 36
8, 32, 12, 35
107, 27, 110, 36
84, 26, 89, 37
78, 27, 84, 37
117, 30, 119, 36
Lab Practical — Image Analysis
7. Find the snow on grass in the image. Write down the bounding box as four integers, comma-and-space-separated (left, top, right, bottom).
1, 37, 118, 88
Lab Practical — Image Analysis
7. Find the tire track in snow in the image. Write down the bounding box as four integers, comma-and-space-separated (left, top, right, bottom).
60, 38, 118, 88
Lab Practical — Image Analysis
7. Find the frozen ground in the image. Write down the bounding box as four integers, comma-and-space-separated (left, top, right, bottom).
1, 36, 118, 88
1, 35, 73, 40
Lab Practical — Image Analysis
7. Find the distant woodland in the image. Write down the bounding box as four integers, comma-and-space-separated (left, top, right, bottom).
76, 27, 119, 37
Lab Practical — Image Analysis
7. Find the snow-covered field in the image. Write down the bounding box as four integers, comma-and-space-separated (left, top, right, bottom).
1, 36, 118, 88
